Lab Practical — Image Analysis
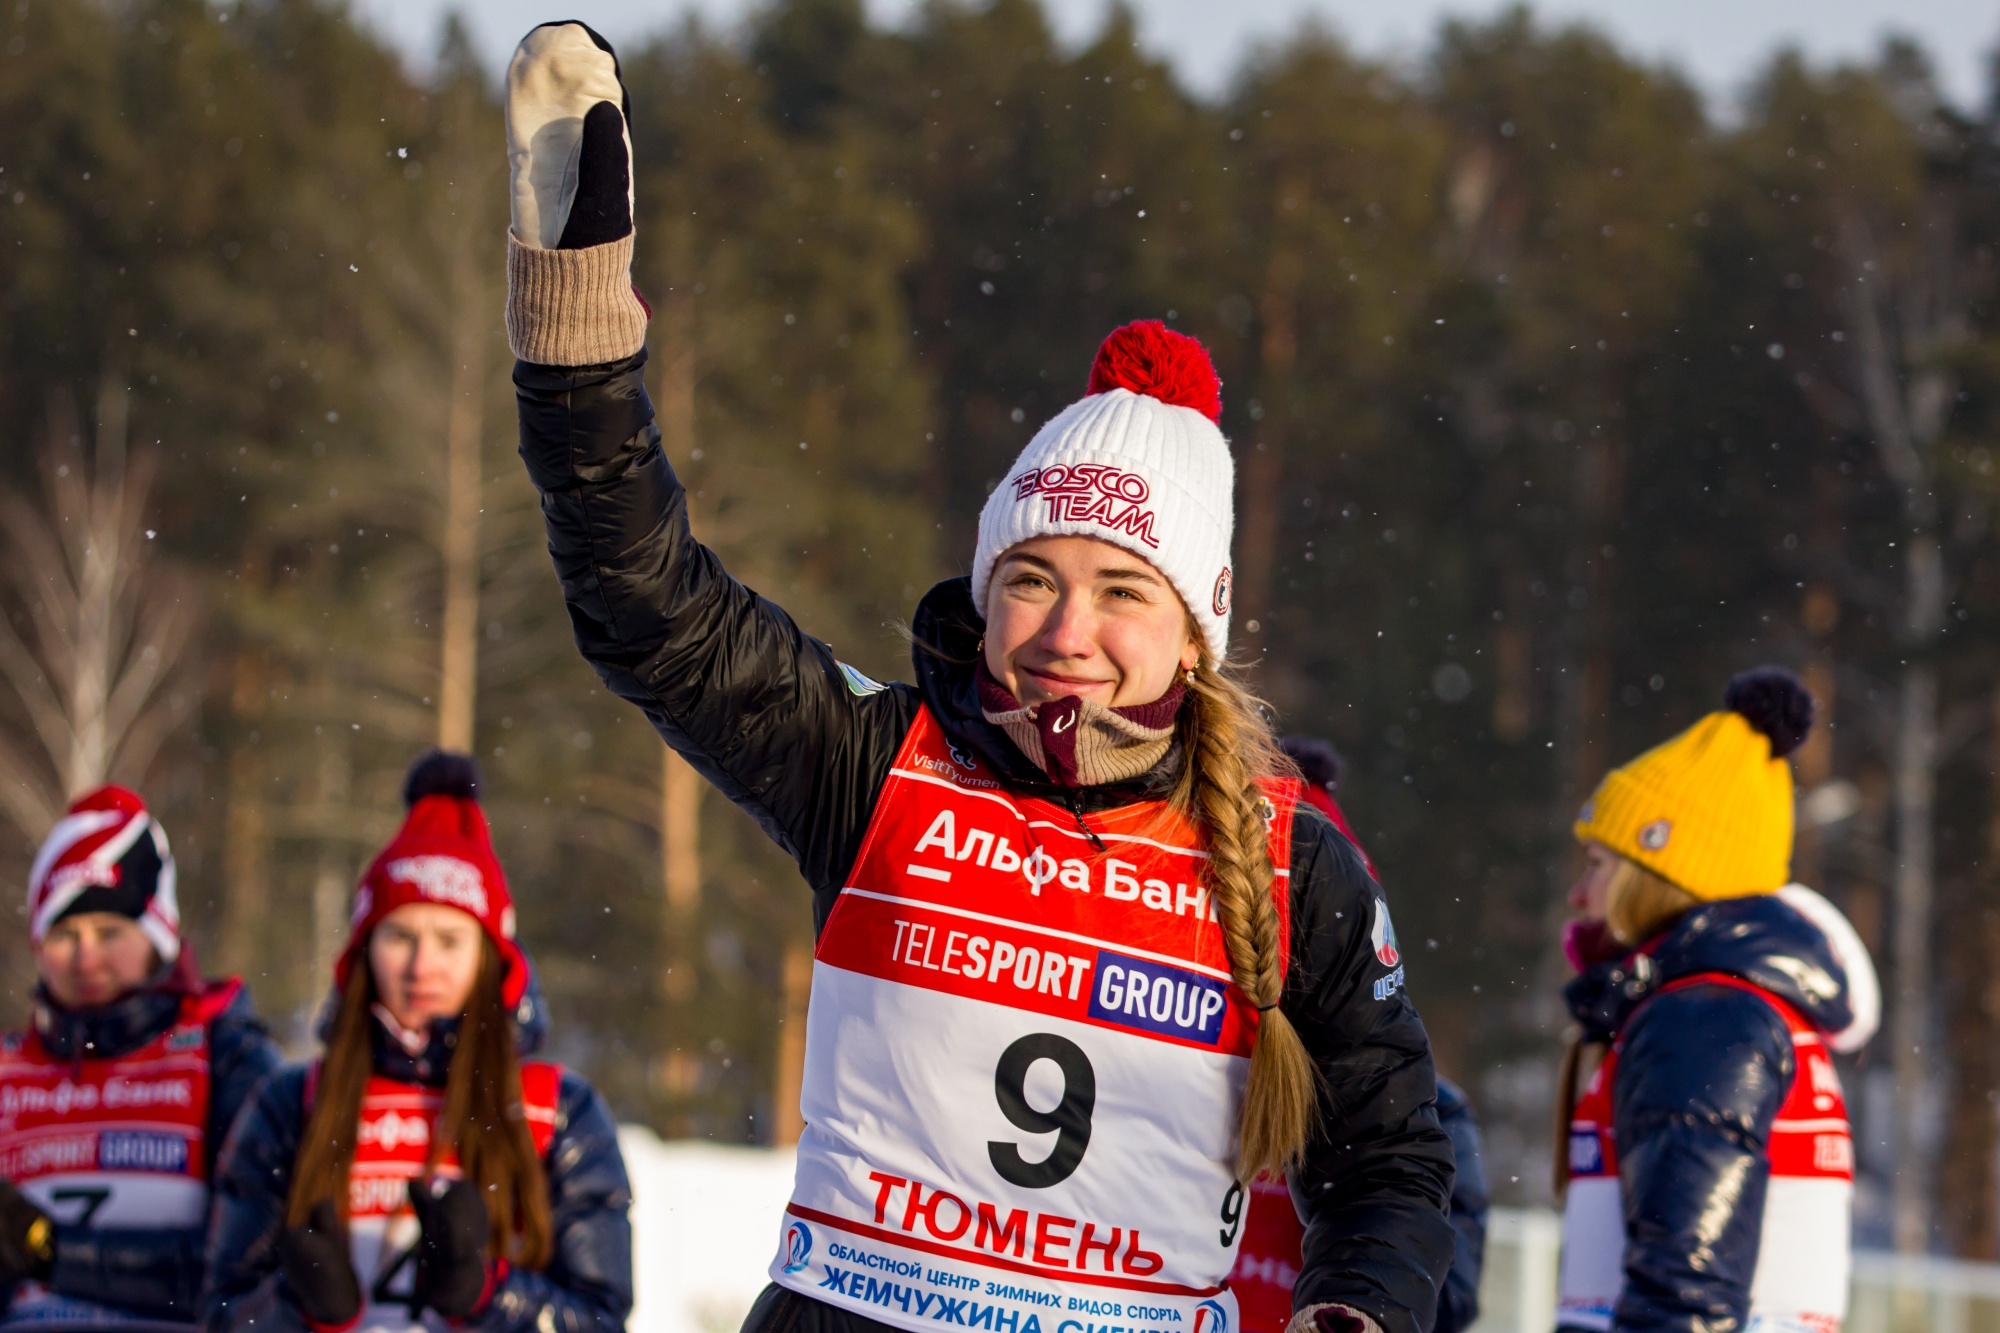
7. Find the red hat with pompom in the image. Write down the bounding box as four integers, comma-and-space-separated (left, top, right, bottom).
338, 751, 530, 1008
972, 321, 1235, 658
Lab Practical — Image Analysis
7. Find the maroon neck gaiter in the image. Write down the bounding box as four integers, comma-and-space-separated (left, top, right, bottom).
974, 659, 1186, 787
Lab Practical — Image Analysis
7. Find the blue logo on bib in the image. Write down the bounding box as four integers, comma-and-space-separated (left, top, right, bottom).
1194, 1299, 1229, 1333
1088, 951, 1229, 1044
781, 1219, 814, 1274
99, 1131, 188, 1173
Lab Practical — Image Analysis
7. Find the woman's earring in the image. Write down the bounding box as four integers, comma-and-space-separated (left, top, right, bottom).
977, 637, 985, 653
1184, 665, 1197, 685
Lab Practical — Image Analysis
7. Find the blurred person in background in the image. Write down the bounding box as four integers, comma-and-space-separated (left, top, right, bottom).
501, 21, 1452, 1333
1225, 739, 1486, 1333
1554, 669, 1880, 1333
0, 786, 281, 1333
200, 753, 632, 1333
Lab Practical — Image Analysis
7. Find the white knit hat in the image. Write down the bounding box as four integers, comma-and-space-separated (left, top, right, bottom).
972, 321, 1236, 660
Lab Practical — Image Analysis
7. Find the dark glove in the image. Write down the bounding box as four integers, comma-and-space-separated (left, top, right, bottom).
0, 1180, 52, 1284
276, 1200, 362, 1328
408, 1176, 494, 1320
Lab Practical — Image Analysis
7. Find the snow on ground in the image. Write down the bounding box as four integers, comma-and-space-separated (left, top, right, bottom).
620, 1127, 800, 1333
614, 1129, 2000, 1333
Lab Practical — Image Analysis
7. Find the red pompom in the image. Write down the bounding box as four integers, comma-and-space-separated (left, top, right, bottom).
1086, 320, 1222, 424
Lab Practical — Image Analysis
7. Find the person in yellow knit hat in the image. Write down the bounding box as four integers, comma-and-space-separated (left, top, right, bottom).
1551, 668, 1880, 1333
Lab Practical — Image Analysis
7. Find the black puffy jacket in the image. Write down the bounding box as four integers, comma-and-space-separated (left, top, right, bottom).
0, 972, 280, 1327
1562, 894, 1859, 1333
198, 969, 632, 1333
513, 348, 1455, 1332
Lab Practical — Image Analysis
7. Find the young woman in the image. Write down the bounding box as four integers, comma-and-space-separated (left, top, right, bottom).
0, 786, 280, 1333
200, 753, 632, 1333
1554, 670, 1880, 1333
500, 22, 1453, 1333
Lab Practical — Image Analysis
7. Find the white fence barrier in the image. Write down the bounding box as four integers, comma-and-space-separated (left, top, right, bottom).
1469, 1206, 2000, 1333
614, 1138, 2000, 1333
1465, 1208, 1562, 1333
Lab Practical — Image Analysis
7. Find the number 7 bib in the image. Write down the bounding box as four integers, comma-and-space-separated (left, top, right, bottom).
772, 709, 1298, 1333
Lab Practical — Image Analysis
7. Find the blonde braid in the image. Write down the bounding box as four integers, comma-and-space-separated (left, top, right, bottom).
1172, 650, 1321, 1178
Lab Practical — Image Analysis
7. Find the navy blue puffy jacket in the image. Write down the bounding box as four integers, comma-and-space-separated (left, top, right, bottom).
3, 974, 281, 1324
1432, 1079, 1487, 1333
1560, 895, 1858, 1333
198, 974, 632, 1333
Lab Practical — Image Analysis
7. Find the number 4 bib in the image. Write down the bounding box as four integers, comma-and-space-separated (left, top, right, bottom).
772, 708, 1298, 1333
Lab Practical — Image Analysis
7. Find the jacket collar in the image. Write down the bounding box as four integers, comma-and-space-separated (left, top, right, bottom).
32, 960, 239, 1063
370, 1008, 459, 1087
337, 958, 552, 1086
909, 577, 1183, 811
35, 985, 182, 1063
1564, 893, 1855, 1040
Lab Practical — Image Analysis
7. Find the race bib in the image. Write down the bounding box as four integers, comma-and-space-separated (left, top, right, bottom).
0, 1003, 215, 1333
772, 709, 1297, 1333
329, 1065, 562, 1333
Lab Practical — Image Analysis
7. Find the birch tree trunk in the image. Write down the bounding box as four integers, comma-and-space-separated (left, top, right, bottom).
660, 755, 702, 916
772, 941, 813, 1145
653, 262, 703, 1003
0, 369, 191, 836
310, 732, 353, 1001
219, 652, 269, 978
1841, 208, 1958, 1255
436, 249, 485, 754
1239, 179, 1305, 639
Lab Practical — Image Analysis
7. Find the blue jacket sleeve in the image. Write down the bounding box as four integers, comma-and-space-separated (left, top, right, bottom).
471, 1071, 633, 1333
199, 1066, 310, 1333
1610, 984, 1793, 1333
44, 1009, 284, 1320
1433, 1080, 1488, 1333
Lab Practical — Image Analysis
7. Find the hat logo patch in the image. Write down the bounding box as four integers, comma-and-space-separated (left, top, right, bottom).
44, 860, 121, 899
1011, 464, 1159, 549
1213, 566, 1233, 617
385, 855, 489, 917
1639, 819, 1672, 851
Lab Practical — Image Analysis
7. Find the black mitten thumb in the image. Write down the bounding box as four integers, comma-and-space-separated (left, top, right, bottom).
276, 1200, 362, 1327
409, 1176, 493, 1320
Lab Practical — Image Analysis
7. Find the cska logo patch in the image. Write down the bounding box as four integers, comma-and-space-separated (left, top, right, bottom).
1371, 898, 1401, 968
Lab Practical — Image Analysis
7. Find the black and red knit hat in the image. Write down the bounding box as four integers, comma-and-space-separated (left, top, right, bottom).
338, 752, 529, 1007
28, 786, 181, 962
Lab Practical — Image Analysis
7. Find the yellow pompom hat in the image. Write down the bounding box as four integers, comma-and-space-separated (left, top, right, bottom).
1573, 668, 1815, 900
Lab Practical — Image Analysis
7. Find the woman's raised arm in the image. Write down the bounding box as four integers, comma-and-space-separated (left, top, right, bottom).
504, 28, 915, 893
514, 346, 917, 891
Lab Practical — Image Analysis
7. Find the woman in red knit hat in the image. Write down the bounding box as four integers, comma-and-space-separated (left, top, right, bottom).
498, 22, 1451, 1333
199, 752, 632, 1333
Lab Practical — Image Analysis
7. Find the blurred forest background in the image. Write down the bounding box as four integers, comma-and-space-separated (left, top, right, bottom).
2, 0, 1999, 1258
